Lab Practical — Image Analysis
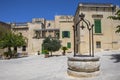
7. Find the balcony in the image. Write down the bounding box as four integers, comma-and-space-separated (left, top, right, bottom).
33, 28, 60, 39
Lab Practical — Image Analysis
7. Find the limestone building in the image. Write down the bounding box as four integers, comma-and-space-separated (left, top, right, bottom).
12, 16, 74, 54
74, 3, 120, 54
11, 3, 120, 55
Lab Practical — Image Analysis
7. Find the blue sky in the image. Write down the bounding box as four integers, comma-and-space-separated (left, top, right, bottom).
0, 0, 120, 22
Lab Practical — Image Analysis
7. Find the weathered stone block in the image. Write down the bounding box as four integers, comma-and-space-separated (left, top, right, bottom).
67, 56, 100, 77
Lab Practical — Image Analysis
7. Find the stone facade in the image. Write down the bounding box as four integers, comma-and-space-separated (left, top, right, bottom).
12, 16, 74, 55
74, 3, 120, 54
11, 3, 120, 55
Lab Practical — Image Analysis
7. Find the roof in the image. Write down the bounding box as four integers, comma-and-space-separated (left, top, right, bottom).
0, 21, 11, 29
79, 3, 115, 8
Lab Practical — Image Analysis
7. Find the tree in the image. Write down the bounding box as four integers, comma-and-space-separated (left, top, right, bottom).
13, 33, 26, 53
61, 46, 68, 55
108, 9, 120, 33
0, 32, 26, 58
42, 37, 61, 56
0, 32, 14, 58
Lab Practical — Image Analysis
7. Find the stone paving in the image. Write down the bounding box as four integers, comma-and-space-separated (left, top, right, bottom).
0, 51, 120, 80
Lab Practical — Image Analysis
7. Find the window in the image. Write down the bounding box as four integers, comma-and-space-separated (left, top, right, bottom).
55, 32, 60, 38
62, 31, 70, 38
67, 42, 71, 48
94, 19, 101, 33
96, 41, 101, 48
47, 23, 51, 27
22, 46, 26, 51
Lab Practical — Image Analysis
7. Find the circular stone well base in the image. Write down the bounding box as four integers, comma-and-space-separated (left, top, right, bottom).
67, 56, 100, 78
67, 69, 100, 78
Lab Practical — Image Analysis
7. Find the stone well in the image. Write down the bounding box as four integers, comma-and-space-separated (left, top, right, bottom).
67, 56, 100, 77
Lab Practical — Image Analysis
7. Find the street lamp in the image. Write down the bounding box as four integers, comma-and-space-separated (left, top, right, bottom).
73, 13, 94, 57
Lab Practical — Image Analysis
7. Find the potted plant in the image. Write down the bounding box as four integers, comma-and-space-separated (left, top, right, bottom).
38, 51, 40, 55
3, 52, 11, 59
61, 46, 68, 55
43, 50, 49, 58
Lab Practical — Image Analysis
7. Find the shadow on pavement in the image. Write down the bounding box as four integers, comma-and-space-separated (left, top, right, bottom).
111, 54, 120, 63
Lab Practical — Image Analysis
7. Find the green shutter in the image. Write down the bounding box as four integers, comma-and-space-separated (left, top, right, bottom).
67, 42, 71, 48
41, 45, 44, 54
94, 19, 101, 33
68, 31, 70, 38
62, 31, 70, 38
62, 31, 64, 38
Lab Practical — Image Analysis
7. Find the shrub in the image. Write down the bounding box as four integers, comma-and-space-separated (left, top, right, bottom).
43, 50, 49, 54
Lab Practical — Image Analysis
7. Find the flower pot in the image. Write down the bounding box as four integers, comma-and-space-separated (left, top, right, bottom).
62, 52, 65, 55
44, 54, 49, 58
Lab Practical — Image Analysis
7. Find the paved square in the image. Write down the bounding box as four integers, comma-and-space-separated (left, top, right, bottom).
0, 51, 120, 80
